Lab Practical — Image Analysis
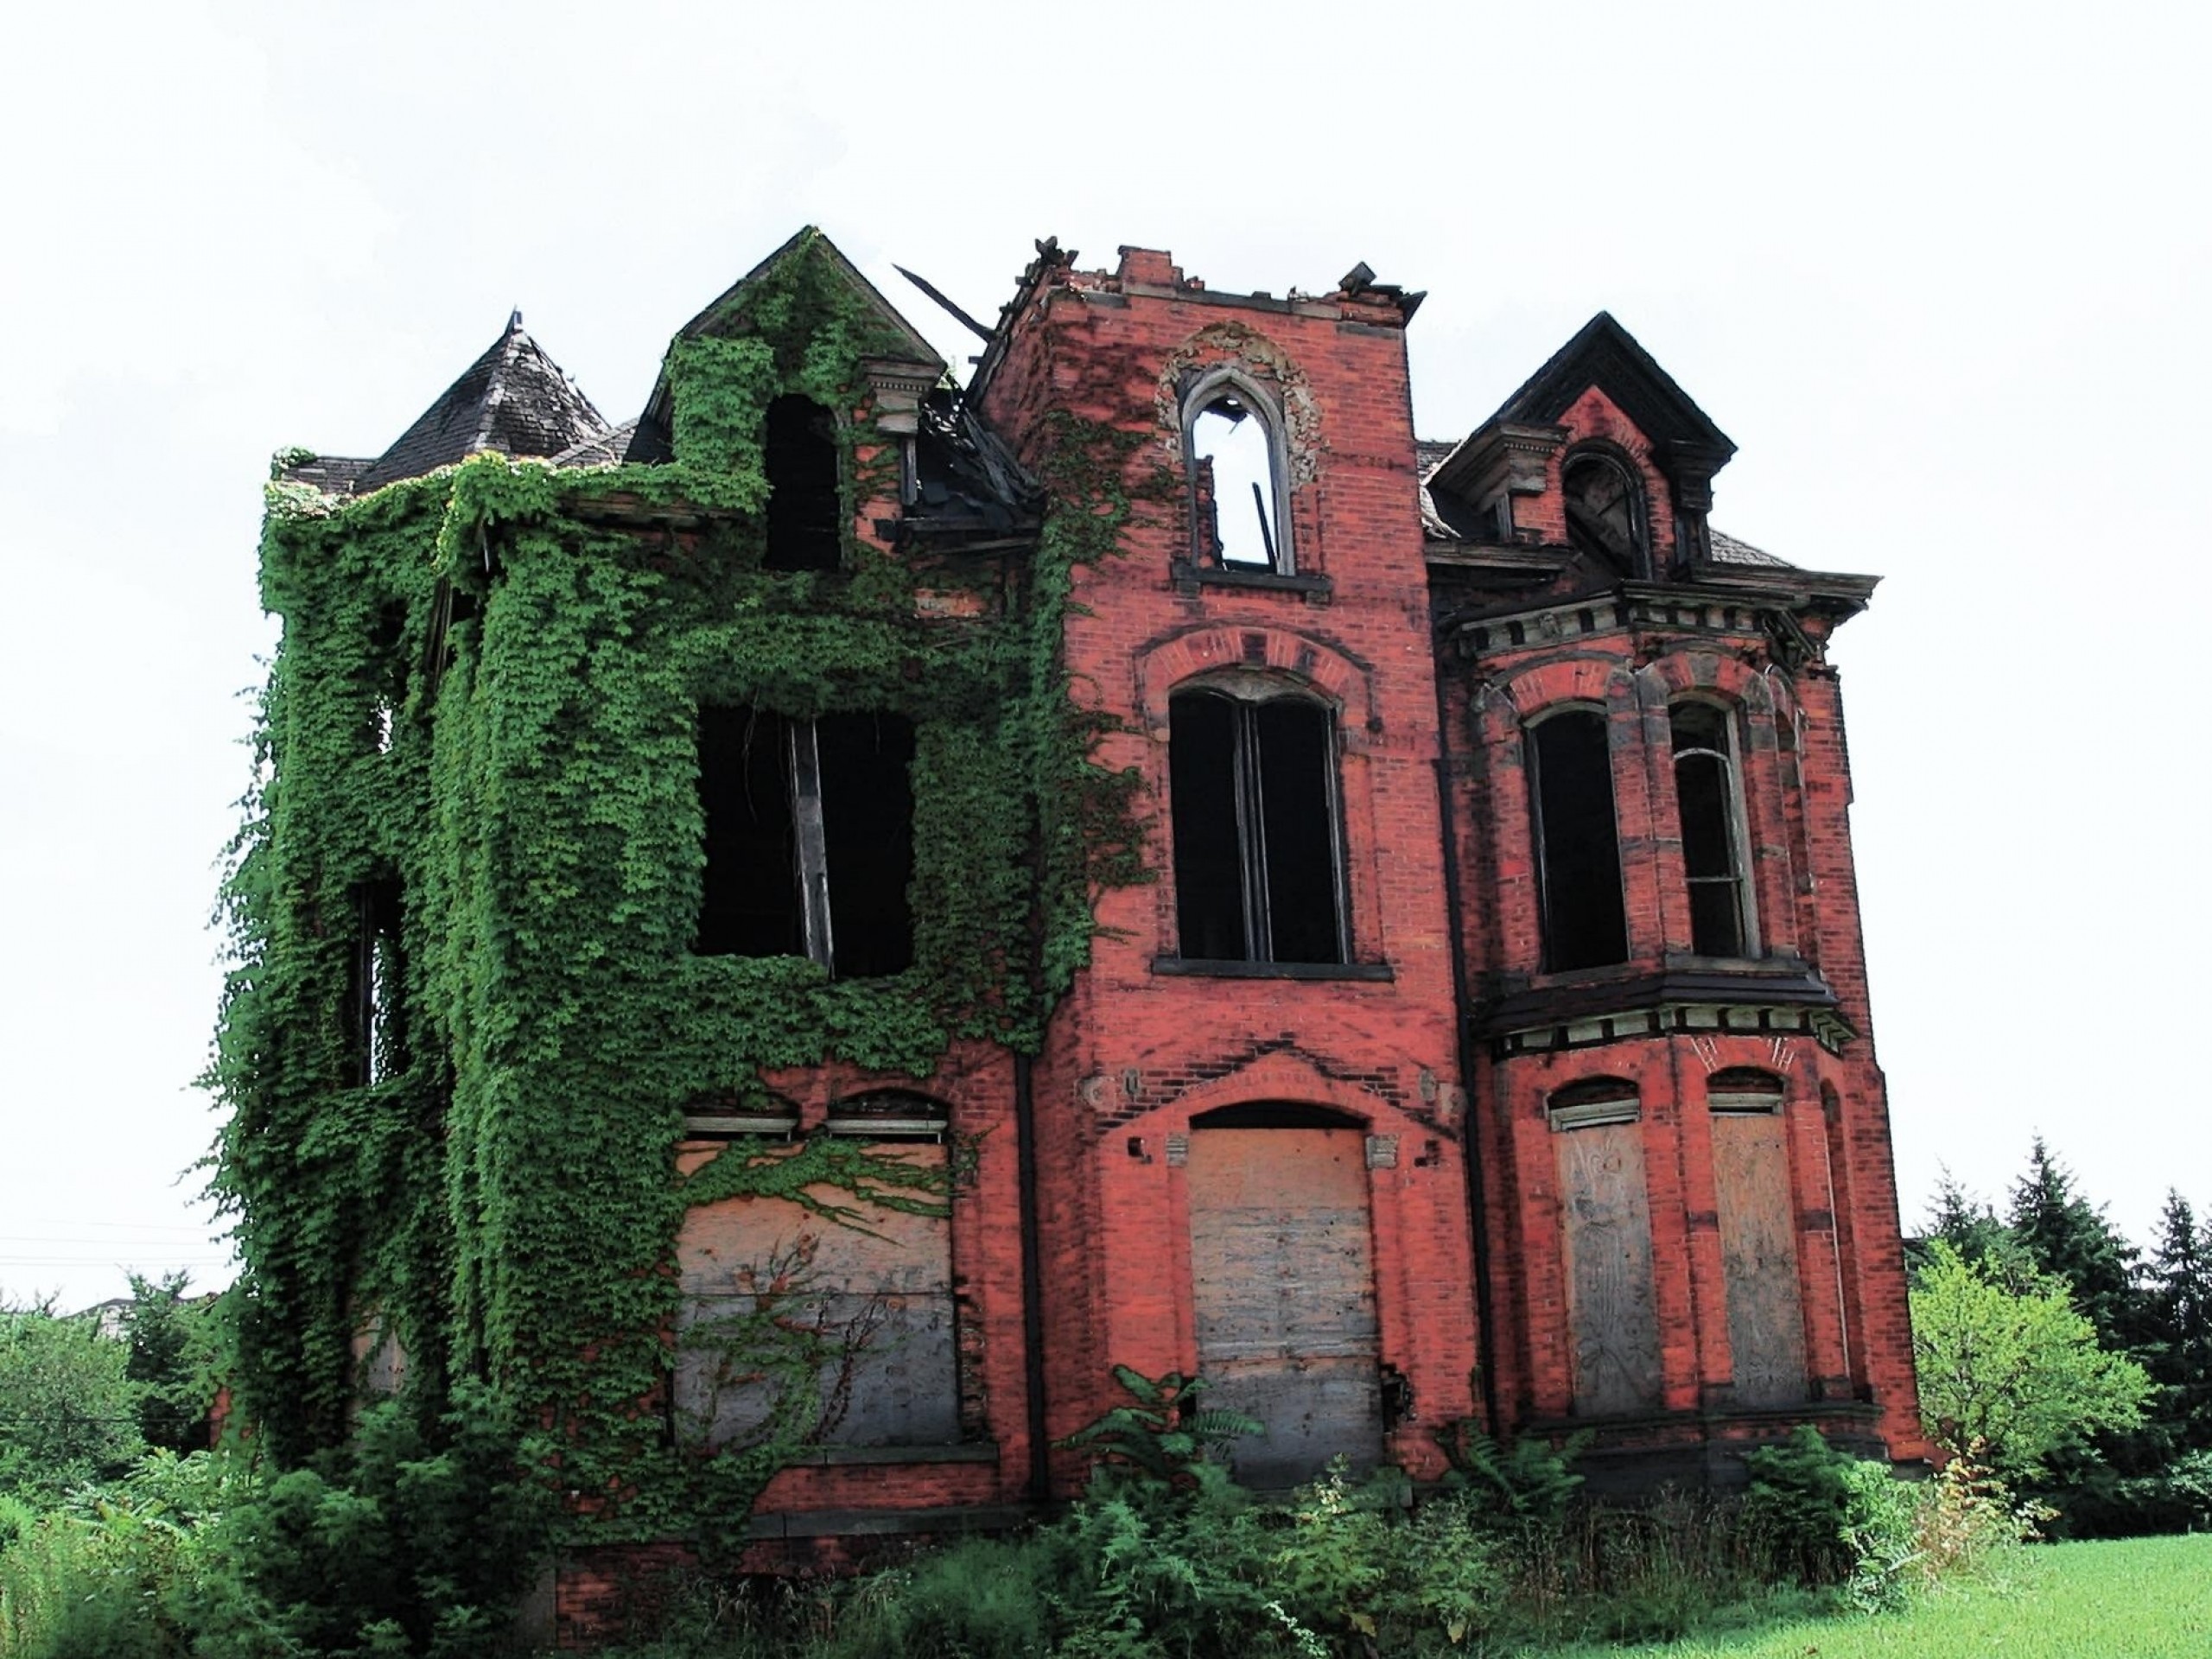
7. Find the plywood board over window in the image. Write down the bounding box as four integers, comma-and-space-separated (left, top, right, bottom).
1185, 1122, 1383, 1487
1709, 1090, 1809, 1408
1551, 1090, 1662, 1416
675, 1142, 956, 1449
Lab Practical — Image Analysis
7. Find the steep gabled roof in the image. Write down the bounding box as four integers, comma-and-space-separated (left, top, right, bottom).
355, 313, 609, 492
677, 226, 944, 367
1489, 311, 1736, 465
638, 227, 944, 441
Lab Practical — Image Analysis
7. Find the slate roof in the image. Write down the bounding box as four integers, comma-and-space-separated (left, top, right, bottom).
353, 314, 609, 492
1707, 529, 1789, 568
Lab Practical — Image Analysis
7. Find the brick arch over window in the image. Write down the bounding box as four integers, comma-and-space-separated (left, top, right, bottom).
1136, 626, 1384, 965
1135, 623, 1373, 734
1181, 366, 1294, 573
1154, 321, 1322, 486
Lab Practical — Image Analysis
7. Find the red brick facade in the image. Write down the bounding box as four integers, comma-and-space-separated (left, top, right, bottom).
510, 238, 1925, 1639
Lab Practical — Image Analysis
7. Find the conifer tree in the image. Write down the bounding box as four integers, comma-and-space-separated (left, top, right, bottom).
2146, 1191, 2212, 1451
2007, 1136, 2144, 1350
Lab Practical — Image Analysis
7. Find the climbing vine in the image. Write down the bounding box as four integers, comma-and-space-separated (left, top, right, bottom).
206, 232, 1157, 1550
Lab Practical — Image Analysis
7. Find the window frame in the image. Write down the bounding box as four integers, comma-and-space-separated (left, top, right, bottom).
694, 705, 915, 978
1525, 703, 1631, 974
1559, 444, 1649, 577
1183, 369, 1294, 575
1669, 697, 1759, 960
1166, 677, 1350, 969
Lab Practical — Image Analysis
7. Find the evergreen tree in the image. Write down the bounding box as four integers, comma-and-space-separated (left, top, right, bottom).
2145, 1191, 2212, 1451
121, 1271, 213, 1455
1912, 1167, 2014, 1278
2006, 1136, 2144, 1350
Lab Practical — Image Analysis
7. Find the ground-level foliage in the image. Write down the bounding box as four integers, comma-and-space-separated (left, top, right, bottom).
585, 1430, 2031, 1659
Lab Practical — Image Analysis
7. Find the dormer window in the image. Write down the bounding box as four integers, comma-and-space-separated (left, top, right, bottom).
1186, 377, 1288, 573
763, 395, 842, 571
1560, 449, 1645, 575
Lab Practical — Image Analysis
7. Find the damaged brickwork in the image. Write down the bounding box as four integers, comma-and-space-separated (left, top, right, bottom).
219, 227, 1924, 1643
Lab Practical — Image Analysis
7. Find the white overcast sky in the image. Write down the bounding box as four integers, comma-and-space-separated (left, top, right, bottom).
3, 1, 2206, 1309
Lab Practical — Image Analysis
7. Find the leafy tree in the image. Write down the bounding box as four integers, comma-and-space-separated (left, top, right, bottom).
2007, 1135, 2144, 1349
0, 1301, 145, 1502
1910, 1240, 2153, 1480
121, 1272, 215, 1454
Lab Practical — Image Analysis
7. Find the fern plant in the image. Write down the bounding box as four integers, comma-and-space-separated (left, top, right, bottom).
1054, 1365, 1260, 1491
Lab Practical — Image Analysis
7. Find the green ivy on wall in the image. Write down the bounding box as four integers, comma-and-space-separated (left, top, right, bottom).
207, 232, 1157, 1549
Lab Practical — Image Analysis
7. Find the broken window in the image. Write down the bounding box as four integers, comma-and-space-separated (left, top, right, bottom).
1671, 702, 1754, 958
1528, 709, 1629, 971
348, 876, 405, 1086
675, 1125, 957, 1450
1170, 686, 1345, 965
762, 394, 842, 571
1560, 450, 1645, 575
696, 706, 914, 976
1187, 381, 1287, 571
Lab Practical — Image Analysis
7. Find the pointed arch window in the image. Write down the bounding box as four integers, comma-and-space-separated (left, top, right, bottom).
1528, 708, 1629, 971
1670, 701, 1756, 958
1169, 683, 1345, 965
1186, 376, 1290, 573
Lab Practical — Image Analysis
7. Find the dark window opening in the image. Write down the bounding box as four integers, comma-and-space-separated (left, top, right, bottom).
1529, 709, 1629, 971
697, 707, 804, 959
1189, 387, 1284, 570
1170, 689, 1344, 965
1561, 452, 1644, 575
763, 395, 842, 572
1671, 702, 1751, 957
348, 876, 406, 1086
817, 712, 915, 978
696, 705, 913, 976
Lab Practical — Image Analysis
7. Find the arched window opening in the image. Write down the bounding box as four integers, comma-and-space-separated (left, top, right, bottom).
1560, 451, 1645, 575
1671, 702, 1754, 958
1170, 685, 1345, 965
1188, 384, 1287, 571
1529, 709, 1629, 972
763, 395, 842, 571
696, 705, 914, 976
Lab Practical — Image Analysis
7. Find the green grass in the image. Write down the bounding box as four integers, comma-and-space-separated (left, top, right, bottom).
1543, 1535, 2212, 1659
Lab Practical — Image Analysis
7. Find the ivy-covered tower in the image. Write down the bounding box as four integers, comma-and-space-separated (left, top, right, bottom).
223, 228, 1923, 1638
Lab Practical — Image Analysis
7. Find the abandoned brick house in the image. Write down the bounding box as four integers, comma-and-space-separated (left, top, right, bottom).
242, 227, 1923, 1627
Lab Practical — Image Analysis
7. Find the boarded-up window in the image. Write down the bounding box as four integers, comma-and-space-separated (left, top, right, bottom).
675, 1138, 956, 1448
1186, 1119, 1382, 1487
1550, 1082, 1662, 1415
1708, 1075, 1808, 1407
1529, 709, 1630, 972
